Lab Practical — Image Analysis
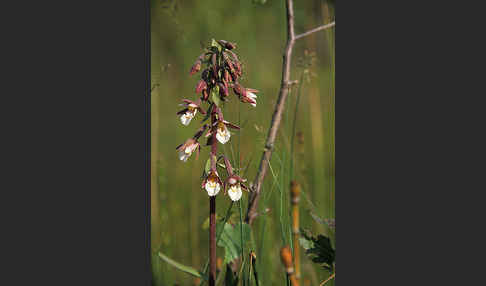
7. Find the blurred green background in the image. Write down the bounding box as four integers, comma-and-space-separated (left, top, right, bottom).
151, 0, 334, 285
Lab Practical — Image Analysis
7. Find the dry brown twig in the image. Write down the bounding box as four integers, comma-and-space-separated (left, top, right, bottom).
245, 0, 335, 225
280, 246, 300, 286
319, 273, 335, 286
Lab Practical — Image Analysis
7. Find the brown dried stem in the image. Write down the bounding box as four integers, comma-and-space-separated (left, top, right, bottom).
245, 0, 335, 225
295, 22, 335, 40
280, 246, 300, 286
319, 273, 335, 286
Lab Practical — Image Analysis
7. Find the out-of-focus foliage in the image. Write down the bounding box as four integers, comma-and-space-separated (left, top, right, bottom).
217, 222, 252, 264
299, 228, 336, 272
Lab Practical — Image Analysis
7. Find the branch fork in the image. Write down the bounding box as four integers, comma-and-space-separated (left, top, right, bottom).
245, 0, 335, 224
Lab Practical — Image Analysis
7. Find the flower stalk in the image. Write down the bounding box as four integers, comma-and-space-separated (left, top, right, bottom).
209, 106, 218, 285
209, 196, 216, 285
177, 39, 257, 286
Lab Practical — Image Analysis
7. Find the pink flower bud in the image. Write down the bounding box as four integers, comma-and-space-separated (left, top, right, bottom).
218, 83, 229, 97
224, 42, 236, 50
195, 80, 207, 94
189, 60, 201, 75
224, 70, 231, 83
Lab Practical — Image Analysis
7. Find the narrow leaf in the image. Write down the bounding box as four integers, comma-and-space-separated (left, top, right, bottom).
211, 86, 222, 107
205, 158, 211, 174
217, 222, 251, 264
158, 252, 207, 280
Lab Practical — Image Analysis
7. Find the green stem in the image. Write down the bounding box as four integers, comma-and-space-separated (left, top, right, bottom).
239, 200, 244, 262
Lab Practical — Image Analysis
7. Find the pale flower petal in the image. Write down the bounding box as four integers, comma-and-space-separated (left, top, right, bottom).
216, 125, 231, 144
205, 180, 221, 196
185, 144, 197, 154
228, 184, 242, 201
180, 109, 197, 126
180, 113, 192, 125
247, 92, 257, 107
179, 150, 190, 162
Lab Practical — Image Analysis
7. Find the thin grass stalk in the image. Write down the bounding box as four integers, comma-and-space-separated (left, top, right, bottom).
250, 252, 260, 286
290, 181, 301, 282
289, 72, 305, 182
239, 200, 244, 265
247, 252, 252, 286
238, 100, 244, 275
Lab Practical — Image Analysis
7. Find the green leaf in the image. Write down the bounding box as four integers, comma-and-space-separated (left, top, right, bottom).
217, 222, 251, 264
299, 236, 314, 250
201, 214, 223, 230
158, 252, 207, 280
204, 158, 211, 174
211, 86, 222, 107
299, 229, 335, 272
201, 103, 213, 123
211, 38, 222, 52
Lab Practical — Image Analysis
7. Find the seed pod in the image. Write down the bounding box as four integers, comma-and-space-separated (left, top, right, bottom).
290, 181, 301, 204
202, 89, 209, 101
228, 50, 239, 62
280, 246, 294, 272
230, 72, 238, 82
234, 61, 242, 76
232, 83, 242, 96
225, 57, 235, 74
218, 82, 229, 97
212, 66, 219, 80
216, 257, 223, 272
224, 69, 231, 83
189, 60, 201, 75
201, 69, 210, 81
224, 41, 236, 50
217, 40, 228, 47
233, 83, 246, 97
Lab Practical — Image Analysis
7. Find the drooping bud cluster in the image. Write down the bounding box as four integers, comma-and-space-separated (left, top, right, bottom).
176, 39, 257, 201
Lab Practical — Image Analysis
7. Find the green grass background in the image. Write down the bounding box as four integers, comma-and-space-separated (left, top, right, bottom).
151, 0, 334, 285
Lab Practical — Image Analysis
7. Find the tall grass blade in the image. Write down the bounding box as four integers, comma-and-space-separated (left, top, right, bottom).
158, 252, 208, 281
